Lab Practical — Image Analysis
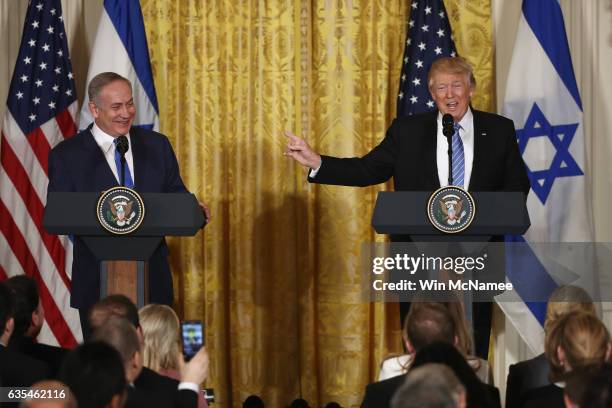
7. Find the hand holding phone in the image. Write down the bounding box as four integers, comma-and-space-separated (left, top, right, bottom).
181, 320, 204, 361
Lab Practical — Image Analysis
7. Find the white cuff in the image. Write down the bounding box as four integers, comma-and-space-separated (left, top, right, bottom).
178, 382, 199, 394
309, 164, 321, 178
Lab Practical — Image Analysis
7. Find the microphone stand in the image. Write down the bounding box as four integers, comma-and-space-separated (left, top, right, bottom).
447, 135, 453, 186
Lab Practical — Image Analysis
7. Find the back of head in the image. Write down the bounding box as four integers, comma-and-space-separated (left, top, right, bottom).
91, 316, 140, 364
5, 275, 40, 337
89, 294, 140, 330
406, 303, 455, 352
391, 363, 465, 408
22, 380, 76, 408
59, 341, 126, 408
545, 285, 596, 334
546, 311, 610, 381
412, 342, 487, 407
138, 304, 181, 371
580, 364, 612, 408
243, 395, 265, 408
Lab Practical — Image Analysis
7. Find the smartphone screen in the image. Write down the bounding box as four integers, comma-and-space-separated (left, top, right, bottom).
181, 320, 204, 361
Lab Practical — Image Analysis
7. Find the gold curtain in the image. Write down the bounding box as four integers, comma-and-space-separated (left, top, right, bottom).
141, 1, 492, 407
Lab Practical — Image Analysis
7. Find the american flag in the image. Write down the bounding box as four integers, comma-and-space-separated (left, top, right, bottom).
397, 0, 457, 116
0, 0, 81, 347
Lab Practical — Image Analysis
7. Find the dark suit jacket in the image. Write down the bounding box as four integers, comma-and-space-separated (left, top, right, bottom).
134, 366, 198, 408
520, 384, 564, 408
47, 126, 188, 311
506, 353, 550, 408
310, 110, 529, 195
361, 372, 501, 408
0, 344, 50, 387
7, 335, 68, 378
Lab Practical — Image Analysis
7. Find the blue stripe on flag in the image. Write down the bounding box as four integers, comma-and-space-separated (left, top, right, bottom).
522, 0, 582, 110
505, 235, 558, 325
103, 0, 159, 112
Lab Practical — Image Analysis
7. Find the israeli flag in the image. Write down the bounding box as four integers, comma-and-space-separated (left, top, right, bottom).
79, 0, 159, 131
498, 0, 593, 354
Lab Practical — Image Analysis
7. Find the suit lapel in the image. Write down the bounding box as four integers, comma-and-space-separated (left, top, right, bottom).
130, 127, 146, 189
82, 128, 119, 188
469, 110, 485, 191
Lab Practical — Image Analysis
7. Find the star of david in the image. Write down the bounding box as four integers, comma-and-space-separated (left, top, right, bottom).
516, 103, 582, 204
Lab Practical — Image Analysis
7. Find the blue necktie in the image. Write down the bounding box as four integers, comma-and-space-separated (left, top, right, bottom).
114, 138, 134, 188
451, 123, 464, 188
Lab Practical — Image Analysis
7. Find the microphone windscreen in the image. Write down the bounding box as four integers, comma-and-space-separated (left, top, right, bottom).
442, 113, 454, 137
115, 135, 129, 155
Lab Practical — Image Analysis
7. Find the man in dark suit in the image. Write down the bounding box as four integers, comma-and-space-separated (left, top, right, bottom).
47, 72, 209, 334
0, 282, 50, 390
360, 303, 456, 408
88, 294, 208, 408
4, 275, 67, 377
285, 57, 530, 358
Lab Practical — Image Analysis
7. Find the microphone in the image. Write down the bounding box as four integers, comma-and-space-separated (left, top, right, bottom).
442, 114, 455, 185
115, 135, 129, 156
442, 113, 454, 137
115, 135, 129, 186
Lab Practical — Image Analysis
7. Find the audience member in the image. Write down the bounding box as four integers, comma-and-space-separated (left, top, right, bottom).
379, 300, 490, 383
578, 364, 612, 408
4, 275, 67, 376
139, 303, 208, 407
390, 363, 466, 408
22, 380, 76, 408
244, 395, 265, 408
506, 285, 596, 408
92, 316, 167, 407
88, 295, 209, 408
59, 341, 126, 408
562, 365, 602, 408
0, 281, 49, 388
411, 342, 500, 407
361, 303, 456, 408
520, 311, 611, 407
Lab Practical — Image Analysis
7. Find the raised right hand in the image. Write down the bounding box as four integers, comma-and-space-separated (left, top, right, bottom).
284, 130, 322, 170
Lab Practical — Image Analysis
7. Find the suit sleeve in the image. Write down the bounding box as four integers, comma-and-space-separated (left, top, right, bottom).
505, 363, 521, 408
503, 120, 530, 196
161, 136, 188, 193
308, 120, 399, 187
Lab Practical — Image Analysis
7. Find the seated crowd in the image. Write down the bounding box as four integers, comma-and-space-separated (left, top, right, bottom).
2, 278, 612, 408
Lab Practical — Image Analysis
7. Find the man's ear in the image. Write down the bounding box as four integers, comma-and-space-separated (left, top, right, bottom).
88, 101, 99, 118
406, 339, 415, 355
5, 317, 14, 334
605, 341, 612, 361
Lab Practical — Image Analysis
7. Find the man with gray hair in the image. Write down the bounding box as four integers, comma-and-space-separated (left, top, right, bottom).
47, 72, 210, 336
391, 364, 466, 408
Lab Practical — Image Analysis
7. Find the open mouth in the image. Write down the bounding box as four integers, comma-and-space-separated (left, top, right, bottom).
446, 101, 458, 110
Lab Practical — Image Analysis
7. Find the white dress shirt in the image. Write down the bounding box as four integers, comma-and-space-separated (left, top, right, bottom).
436, 108, 474, 189
91, 122, 135, 185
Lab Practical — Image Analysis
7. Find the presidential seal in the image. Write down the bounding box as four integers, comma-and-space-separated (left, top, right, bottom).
97, 186, 145, 235
427, 186, 475, 234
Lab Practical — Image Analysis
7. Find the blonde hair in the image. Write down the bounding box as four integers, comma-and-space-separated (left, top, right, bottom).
545, 311, 610, 382
544, 285, 596, 334
138, 304, 181, 372
428, 56, 476, 90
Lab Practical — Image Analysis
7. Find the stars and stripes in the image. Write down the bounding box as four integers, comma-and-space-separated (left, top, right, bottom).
1, 0, 81, 347
397, 0, 457, 116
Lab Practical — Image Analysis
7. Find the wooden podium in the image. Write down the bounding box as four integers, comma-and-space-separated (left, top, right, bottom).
43, 192, 204, 307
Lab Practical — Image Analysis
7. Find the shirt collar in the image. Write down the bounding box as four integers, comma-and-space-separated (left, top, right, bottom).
436, 107, 473, 131
91, 122, 131, 154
